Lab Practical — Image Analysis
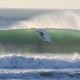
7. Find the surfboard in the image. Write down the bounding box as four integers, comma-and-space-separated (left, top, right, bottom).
36, 29, 51, 42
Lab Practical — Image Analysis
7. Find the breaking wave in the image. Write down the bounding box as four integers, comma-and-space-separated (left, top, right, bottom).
0, 53, 80, 69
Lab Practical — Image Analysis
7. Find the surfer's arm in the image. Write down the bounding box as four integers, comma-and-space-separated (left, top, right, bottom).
37, 31, 43, 34
37, 31, 40, 33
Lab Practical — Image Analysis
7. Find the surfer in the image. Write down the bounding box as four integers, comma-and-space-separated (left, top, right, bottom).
37, 31, 45, 39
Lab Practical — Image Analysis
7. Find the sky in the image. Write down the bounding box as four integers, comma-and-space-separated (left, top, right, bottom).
0, 0, 80, 9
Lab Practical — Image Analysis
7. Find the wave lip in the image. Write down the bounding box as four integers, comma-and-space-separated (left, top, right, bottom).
0, 54, 80, 69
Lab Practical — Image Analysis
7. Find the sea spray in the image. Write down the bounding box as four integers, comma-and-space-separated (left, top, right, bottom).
0, 10, 80, 30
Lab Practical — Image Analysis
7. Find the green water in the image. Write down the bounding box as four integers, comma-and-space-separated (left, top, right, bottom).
0, 29, 80, 53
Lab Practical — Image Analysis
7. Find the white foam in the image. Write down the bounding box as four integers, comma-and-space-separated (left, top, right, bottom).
0, 68, 80, 79
0, 53, 80, 69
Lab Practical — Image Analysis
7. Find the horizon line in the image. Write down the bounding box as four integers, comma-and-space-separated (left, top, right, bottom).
0, 7, 79, 10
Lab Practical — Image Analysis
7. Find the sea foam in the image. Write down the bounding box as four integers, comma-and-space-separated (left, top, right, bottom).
0, 53, 80, 69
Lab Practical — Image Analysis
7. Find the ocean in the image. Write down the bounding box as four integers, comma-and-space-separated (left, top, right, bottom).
0, 8, 80, 80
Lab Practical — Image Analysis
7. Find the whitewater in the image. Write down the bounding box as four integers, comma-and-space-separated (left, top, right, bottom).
0, 53, 80, 80
0, 53, 79, 69
0, 9, 80, 80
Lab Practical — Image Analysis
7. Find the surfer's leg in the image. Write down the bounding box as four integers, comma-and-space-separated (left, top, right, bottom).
40, 34, 44, 39
42, 35, 45, 39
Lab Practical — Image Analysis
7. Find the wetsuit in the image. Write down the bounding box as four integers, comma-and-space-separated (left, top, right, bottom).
37, 31, 45, 39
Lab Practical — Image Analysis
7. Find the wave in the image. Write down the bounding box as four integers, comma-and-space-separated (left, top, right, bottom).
0, 53, 79, 69
0, 29, 80, 53
0, 9, 80, 53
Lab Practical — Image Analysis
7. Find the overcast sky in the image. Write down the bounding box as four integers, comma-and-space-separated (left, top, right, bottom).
0, 0, 80, 9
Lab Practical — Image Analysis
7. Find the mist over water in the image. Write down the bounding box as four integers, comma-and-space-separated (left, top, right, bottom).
0, 9, 80, 30
26, 11, 80, 30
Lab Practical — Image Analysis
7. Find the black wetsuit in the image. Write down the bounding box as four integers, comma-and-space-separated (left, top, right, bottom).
37, 31, 44, 39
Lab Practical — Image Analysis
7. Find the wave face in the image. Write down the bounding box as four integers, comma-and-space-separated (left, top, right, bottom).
0, 29, 80, 53
0, 53, 79, 69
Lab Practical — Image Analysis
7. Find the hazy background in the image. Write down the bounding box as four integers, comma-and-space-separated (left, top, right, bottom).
0, 0, 80, 9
